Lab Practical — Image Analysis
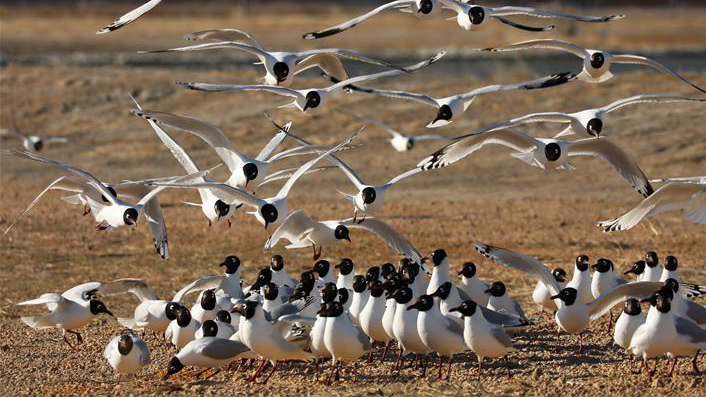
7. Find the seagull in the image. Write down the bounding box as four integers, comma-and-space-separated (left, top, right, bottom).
628, 292, 675, 379
97, 0, 163, 34
532, 268, 567, 312
312, 260, 337, 285
265, 210, 423, 262
151, 132, 358, 229
349, 275, 370, 327
591, 258, 627, 299
382, 276, 403, 343
191, 289, 220, 323
230, 300, 314, 384
391, 284, 430, 373
269, 254, 298, 288
177, 52, 445, 114
322, 301, 373, 384
484, 281, 525, 318
424, 249, 451, 295
1, 128, 69, 152
470, 94, 705, 138
217, 255, 244, 300
131, 108, 340, 191
165, 306, 201, 350
481, 39, 706, 93
419, 131, 654, 198
457, 261, 490, 307
449, 300, 516, 379
17, 282, 115, 347
141, 30, 411, 87
163, 332, 250, 380
195, 317, 236, 340
661, 279, 706, 326
340, 110, 450, 152
343, 72, 575, 128
474, 244, 663, 348
598, 180, 706, 232
1, 149, 203, 259
567, 254, 594, 305
335, 258, 355, 290
438, 0, 624, 32
643, 251, 664, 282
613, 299, 646, 351
302, 0, 446, 39
310, 285, 340, 361
660, 255, 680, 282
359, 280, 392, 347
104, 332, 150, 374
407, 294, 467, 380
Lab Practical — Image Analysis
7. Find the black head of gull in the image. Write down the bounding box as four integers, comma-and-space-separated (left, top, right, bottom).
431, 105, 453, 125
337, 288, 349, 305
458, 262, 477, 278
381, 263, 396, 280
313, 260, 331, 278
468, 6, 485, 24
321, 282, 338, 303
623, 298, 642, 316
407, 294, 434, 312
201, 289, 217, 311
393, 286, 414, 305
544, 142, 562, 162
117, 334, 133, 356
165, 302, 182, 321
591, 258, 614, 273
263, 282, 279, 301
175, 307, 192, 327
216, 310, 231, 324
271, 254, 285, 271
303, 91, 321, 112
624, 260, 646, 276
645, 251, 659, 268
201, 320, 218, 337
335, 258, 354, 275
366, 266, 381, 284
361, 187, 377, 204
664, 256, 678, 271
272, 62, 289, 83
484, 281, 507, 297
590, 52, 605, 69
220, 255, 241, 274
89, 299, 114, 317
164, 357, 185, 380
260, 204, 278, 229
550, 287, 578, 306
449, 300, 478, 317
353, 276, 367, 293
369, 280, 385, 298
123, 208, 139, 226
242, 163, 259, 187
552, 268, 567, 283
575, 254, 590, 271
334, 225, 351, 242
431, 282, 453, 300
586, 118, 603, 137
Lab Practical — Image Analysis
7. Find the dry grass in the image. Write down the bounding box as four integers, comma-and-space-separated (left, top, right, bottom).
1, 4, 706, 396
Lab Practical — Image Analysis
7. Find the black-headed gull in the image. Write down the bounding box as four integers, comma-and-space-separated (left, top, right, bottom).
407, 294, 467, 380
624, 260, 648, 282
265, 210, 423, 262
484, 281, 525, 318
343, 71, 575, 128
142, 31, 409, 87
591, 259, 627, 299
532, 268, 566, 312
457, 262, 490, 307
2, 149, 206, 259
1, 128, 69, 152
17, 282, 115, 347
150, 132, 358, 229
322, 301, 373, 384
230, 300, 314, 384
165, 306, 201, 350
312, 260, 337, 285
643, 252, 663, 282
131, 108, 337, 191
661, 279, 706, 326
269, 254, 298, 288
566, 254, 593, 305
335, 258, 355, 290
482, 39, 706, 93
598, 180, 706, 232
104, 332, 150, 374
475, 244, 663, 350
191, 289, 219, 323
97, 0, 163, 34
613, 299, 646, 351
177, 52, 445, 114
349, 275, 369, 327
194, 317, 236, 340
449, 300, 516, 379
660, 255, 679, 282
163, 332, 250, 380
439, 0, 623, 32
472, 94, 705, 138
419, 130, 654, 198
340, 110, 450, 152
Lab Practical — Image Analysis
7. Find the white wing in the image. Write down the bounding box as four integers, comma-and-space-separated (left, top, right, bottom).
184, 29, 261, 48
474, 112, 574, 135
610, 54, 706, 95
474, 244, 560, 295
418, 128, 539, 170
96, 279, 159, 302
140, 41, 272, 64
17, 293, 69, 309
383, 168, 422, 188
302, 0, 414, 39
296, 48, 411, 74
177, 82, 302, 100
458, 72, 576, 101
173, 275, 226, 303
601, 94, 706, 113
567, 138, 654, 198
256, 122, 291, 161
130, 109, 246, 173
151, 181, 266, 210
96, 0, 163, 34
3, 149, 120, 206
293, 54, 348, 82
488, 6, 624, 23
344, 217, 422, 264
481, 39, 589, 58
265, 210, 318, 250
588, 282, 664, 321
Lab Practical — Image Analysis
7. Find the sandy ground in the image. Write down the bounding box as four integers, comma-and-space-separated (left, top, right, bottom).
1, 4, 706, 396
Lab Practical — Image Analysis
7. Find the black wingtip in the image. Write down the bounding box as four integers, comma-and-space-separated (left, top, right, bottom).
494, 16, 554, 32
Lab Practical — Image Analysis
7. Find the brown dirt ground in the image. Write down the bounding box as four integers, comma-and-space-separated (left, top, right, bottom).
1, 4, 706, 397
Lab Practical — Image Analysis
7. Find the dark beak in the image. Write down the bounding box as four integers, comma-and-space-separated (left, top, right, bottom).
549, 294, 560, 300
624, 269, 636, 275
448, 306, 461, 313
591, 264, 599, 269
302, 103, 310, 112
230, 305, 245, 315
640, 297, 654, 304
344, 236, 351, 242
406, 302, 419, 311
483, 288, 492, 294
104, 309, 115, 317
264, 222, 269, 230
420, 257, 430, 263
163, 372, 172, 380
557, 276, 566, 283
457, 270, 464, 275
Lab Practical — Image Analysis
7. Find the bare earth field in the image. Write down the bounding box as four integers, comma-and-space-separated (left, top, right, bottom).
1, 4, 705, 396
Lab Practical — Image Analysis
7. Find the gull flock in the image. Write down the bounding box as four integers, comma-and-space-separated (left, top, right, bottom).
4, 0, 706, 387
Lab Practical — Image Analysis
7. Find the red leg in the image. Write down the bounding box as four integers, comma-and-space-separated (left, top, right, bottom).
248, 360, 268, 382
437, 355, 443, 380
692, 350, 701, 373
420, 355, 428, 378
669, 357, 678, 377
260, 362, 277, 385
478, 357, 483, 380
505, 356, 512, 379
381, 340, 393, 363
445, 356, 453, 381
353, 362, 359, 383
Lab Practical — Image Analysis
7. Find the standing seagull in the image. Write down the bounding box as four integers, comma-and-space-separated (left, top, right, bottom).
481, 39, 706, 93
418, 130, 654, 198
322, 301, 373, 384
343, 72, 575, 128
484, 281, 525, 318
439, 0, 623, 32
591, 258, 627, 298
660, 256, 680, 282
104, 332, 150, 374
613, 299, 646, 351
643, 251, 664, 282
470, 94, 704, 138
598, 180, 706, 231
141, 31, 411, 87
457, 262, 490, 307
349, 275, 369, 327
17, 283, 114, 347
165, 306, 201, 350
163, 333, 250, 379
532, 268, 567, 312
269, 255, 298, 288
450, 300, 516, 379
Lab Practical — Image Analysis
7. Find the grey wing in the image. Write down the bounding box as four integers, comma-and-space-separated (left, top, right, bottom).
588, 281, 663, 320
134, 339, 151, 365
173, 275, 226, 302
268, 298, 312, 321
201, 338, 250, 360
345, 217, 422, 264
684, 300, 706, 325
474, 244, 559, 295
491, 327, 514, 348
456, 287, 472, 302
143, 194, 169, 260
479, 306, 530, 327
511, 299, 525, 318
673, 315, 706, 343
443, 315, 464, 335
357, 325, 373, 351
256, 123, 290, 161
